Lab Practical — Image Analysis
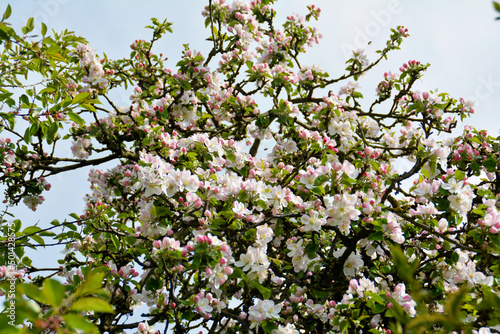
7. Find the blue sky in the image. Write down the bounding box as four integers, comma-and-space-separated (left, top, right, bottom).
5, 0, 500, 286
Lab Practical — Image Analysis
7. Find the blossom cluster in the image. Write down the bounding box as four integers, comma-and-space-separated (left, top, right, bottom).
74, 44, 108, 89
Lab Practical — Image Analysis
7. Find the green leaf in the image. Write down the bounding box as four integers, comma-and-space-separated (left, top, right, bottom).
22, 17, 34, 34
179, 81, 191, 90
406, 314, 449, 331
109, 233, 120, 249
42, 278, 65, 308
21, 256, 32, 266
368, 301, 386, 314
1, 112, 16, 129
22, 284, 44, 304
228, 267, 244, 279
23, 127, 32, 144
305, 243, 320, 258
436, 198, 450, 211
483, 157, 497, 172
29, 233, 45, 246
256, 116, 270, 128
181, 310, 195, 321
66, 222, 77, 231
310, 186, 325, 196
444, 284, 468, 323
0, 315, 19, 333
88, 288, 110, 299
191, 253, 202, 269
390, 299, 410, 325
0, 26, 9, 41
47, 45, 60, 55
253, 282, 271, 300
3, 5, 11, 20
71, 297, 114, 313
145, 277, 162, 291
225, 151, 236, 163
262, 320, 278, 333
494, 1, 500, 13
454, 169, 465, 180
74, 271, 106, 297
154, 205, 171, 217
62, 314, 99, 333
341, 173, 355, 187
47, 53, 67, 62
368, 330, 383, 334
80, 103, 96, 112
480, 288, 500, 310
471, 136, 482, 145
22, 226, 42, 235
421, 168, 429, 178
72, 92, 90, 105
39, 87, 56, 95
13, 219, 22, 232
41, 22, 47, 36
45, 121, 59, 144
50, 219, 61, 226
368, 231, 384, 241
27, 17, 34, 31
390, 245, 415, 283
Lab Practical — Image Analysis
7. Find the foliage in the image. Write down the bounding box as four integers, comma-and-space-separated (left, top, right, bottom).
493, 1, 500, 20
0, 1, 499, 333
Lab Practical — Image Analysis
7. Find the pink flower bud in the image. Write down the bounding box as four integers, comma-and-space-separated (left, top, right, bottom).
349, 279, 358, 290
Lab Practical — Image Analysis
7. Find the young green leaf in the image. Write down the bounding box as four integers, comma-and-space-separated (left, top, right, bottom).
71, 297, 114, 313
62, 314, 100, 334
72, 92, 91, 105
3, 5, 12, 20
67, 110, 85, 126
42, 278, 66, 308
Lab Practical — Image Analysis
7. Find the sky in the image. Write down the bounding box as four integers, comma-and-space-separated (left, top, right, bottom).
2, 0, 500, 331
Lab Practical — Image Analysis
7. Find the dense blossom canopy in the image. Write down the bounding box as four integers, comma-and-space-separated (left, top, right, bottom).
0, 1, 499, 333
